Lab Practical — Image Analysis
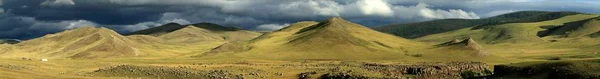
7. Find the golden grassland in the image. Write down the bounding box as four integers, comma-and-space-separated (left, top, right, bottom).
0, 14, 599, 78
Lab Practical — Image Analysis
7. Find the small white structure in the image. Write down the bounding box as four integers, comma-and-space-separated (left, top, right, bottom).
41, 58, 48, 62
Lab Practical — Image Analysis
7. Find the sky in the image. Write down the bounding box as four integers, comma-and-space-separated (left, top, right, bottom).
0, 0, 598, 39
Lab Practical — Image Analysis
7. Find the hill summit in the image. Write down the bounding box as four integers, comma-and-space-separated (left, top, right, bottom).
9, 27, 140, 59
158, 26, 225, 43
128, 23, 261, 43
238, 17, 428, 59
438, 38, 489, 56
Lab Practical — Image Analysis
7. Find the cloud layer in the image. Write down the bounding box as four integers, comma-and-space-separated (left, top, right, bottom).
0, 0, 598, 39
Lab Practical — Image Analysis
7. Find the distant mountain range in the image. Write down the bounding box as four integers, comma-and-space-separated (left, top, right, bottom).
0, 39, 20, 44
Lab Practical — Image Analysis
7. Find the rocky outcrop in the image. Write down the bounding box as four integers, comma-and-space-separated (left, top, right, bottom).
361, 62, 492, 79
319, 72, 372, 79
437, 38, 490, 56
92, 65, 237, 79
491, 62, 600, 79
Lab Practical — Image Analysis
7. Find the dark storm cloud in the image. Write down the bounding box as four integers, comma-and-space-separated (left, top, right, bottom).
3, 0, 166, 25
0, 0, 598, 39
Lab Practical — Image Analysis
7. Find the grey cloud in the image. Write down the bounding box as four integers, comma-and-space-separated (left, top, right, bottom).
40, 0, 75, 7
0, 13, 93, 39
254, 23, 291, 32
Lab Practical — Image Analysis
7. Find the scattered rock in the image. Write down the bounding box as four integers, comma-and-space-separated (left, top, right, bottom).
299, 71, 317, 79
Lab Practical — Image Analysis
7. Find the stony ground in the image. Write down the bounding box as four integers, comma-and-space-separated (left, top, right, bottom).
0, 59, 495, 79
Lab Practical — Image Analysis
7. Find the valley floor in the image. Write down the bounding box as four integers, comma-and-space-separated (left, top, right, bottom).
1, 54, 598, 79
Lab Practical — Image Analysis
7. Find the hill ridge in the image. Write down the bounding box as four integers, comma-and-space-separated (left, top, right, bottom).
230, 17, 429, 60
374, 11, 582, 38
128, 22, 261, 42
158, 25, 225, 43
10, 27, 141, 59
127, 22, 241, 36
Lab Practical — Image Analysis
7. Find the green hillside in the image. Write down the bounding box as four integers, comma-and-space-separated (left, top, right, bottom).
374, 11, 582, 39
205, 17, 430, 60
538, 16, 600, 38
417, 14, 600, 44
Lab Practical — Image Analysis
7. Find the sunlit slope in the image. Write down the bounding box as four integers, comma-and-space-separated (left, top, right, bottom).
2, 27, 140, 59
406, 37, 511, 62
0, 27, 226, 59
417, 14, 600, 45
0, 44, 15, 54
158, 26, 225, 43
236, 17, 430, 60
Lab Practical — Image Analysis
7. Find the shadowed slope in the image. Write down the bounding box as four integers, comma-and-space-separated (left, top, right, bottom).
127, 23, 185, 36
417, 14, 600, 44
374, 11, 581, 39
0, 39, 20, 44
6, 27, 140, 59
126, 23, 240, 36
239, 17, 429, 60
537, 16, 600, 38
490, 60, 600, 79
128, 23, 261, 42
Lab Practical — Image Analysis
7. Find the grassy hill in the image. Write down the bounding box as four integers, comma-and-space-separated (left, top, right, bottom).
158, 26, 225, 43
205, 17, 430, 60
538, 16, 600, 38
128, 23, 262, 42
1, 27, 141, 59
412, 13, 600, 63
374, 11, 582, 39
0, 26, 229, 59
417, 14, 600, 44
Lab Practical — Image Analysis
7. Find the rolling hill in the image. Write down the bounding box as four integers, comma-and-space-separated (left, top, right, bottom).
537, 16, 600, 38
416, 14, 600, 45
374, 11, 582, 39
2, 27, 141, 59
157, 26, 225, 43
221, 17, 430, 60
127, 23, 261, 42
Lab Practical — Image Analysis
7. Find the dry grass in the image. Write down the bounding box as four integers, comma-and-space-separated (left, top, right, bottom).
229, 17, 431, 60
